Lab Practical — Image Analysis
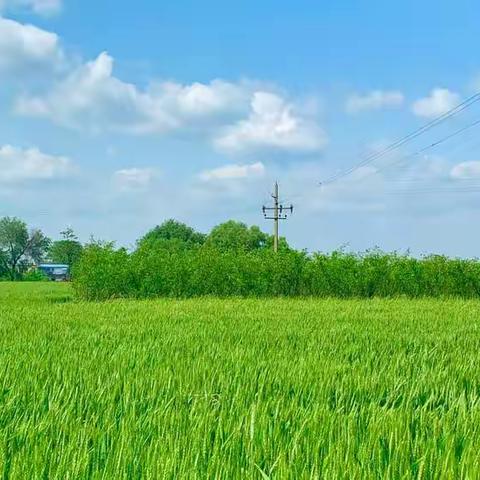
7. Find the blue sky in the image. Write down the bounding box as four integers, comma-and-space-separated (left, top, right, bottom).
2, 0, 480, 255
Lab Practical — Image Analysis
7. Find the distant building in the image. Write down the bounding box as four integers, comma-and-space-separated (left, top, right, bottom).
38, 264, 70, 281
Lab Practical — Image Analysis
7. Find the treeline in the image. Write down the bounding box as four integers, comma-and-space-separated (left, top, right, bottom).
3, 216, 480, 299
72, 219, 480, 300
0, 217, 83, 281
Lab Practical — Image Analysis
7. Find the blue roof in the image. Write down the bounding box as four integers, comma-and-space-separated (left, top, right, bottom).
39, 264, 69, 268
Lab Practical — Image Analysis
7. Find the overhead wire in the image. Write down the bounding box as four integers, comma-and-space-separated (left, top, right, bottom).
319, 91, 480, 186
314, 116, 480, 197
372, 117, 480, 180
383, 119, 480, 195
388, 185, 480, 195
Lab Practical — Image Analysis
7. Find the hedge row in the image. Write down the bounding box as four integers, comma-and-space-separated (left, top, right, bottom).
72, 243, 480, 300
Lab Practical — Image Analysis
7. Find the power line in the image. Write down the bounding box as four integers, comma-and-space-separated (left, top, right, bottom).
388, 185, 480, 195
372, 117, 480, 179
320, 91, 480, 186
316, 116, 480, 191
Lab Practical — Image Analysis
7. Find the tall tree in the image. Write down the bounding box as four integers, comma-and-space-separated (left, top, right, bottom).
138, 220, 206, 250
0, 217, 51, 280
49, 228, 83, 266
205, 221, 269, 252
205, 220, 290, 253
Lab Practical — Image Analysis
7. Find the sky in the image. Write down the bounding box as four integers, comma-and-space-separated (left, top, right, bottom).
1, 0, 480, 255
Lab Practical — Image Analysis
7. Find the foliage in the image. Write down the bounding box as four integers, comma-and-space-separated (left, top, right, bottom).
0, 217, 51, 280
22, 269, 50, 282
49, 228, 83, 266
72, 242, 135, 301
205, 220, 269, 252
204, 220, 290, 253
303, 250, 480, 298
74, 241, 480, 301
2, 282, 480, 477
0, 250, 7, 279
138, 219, 206, 250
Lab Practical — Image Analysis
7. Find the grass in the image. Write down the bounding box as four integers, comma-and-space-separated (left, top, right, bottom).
1, 283, 480, 478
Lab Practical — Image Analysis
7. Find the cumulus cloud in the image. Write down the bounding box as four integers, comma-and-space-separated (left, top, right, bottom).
16, 52, 250, 134
0, 0, 61, 15
151, 80, 249, 118
113, 168, 155, 192
450, 161, 480, 179
0, 145, 73, 183
345, 90, 404, 113
16, 52, 327, 153
214, 92, 327, 153
199, 162, 265, 182
0, 16, 63, 73
16, 52, 157, 132
412, 88, 460, 118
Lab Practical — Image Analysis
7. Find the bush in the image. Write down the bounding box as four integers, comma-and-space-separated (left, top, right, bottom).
22, 270, 50, 282
72, 241, 480, 301
72, 243, 135, 301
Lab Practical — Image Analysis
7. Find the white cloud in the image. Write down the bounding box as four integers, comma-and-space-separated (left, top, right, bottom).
0, 0, 61, 15
28, 0, 61, 14
14, 51, 327, 153
16, 52, 326, 153
0, 145, 73, 183
17, 52, 155, 132
0, 16, 63, 73
450, 161, 480, 179
152, 80, 249, 118
199, 162, 265, 182
113, 168, 155, 192
412, 88, 460, 118
345, 90, 404, 113
16, 52, 250, 134
215, 92, 327, 153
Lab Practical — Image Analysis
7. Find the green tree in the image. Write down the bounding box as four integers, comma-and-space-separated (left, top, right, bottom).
265, 234, 291, 252
0, 250, 7, 279
204, 221, 270, 252
49, 228, 83, 266
0, 217, 51, 280
138, 220, 206, 250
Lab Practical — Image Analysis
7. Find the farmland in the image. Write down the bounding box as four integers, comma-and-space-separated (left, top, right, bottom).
1, 283, 480, 478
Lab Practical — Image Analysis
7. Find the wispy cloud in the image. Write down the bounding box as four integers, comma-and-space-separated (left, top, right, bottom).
345, 90, 404, 114
113, 168, 156, 192
0, 0, 62, 16
199, 162, 265, 182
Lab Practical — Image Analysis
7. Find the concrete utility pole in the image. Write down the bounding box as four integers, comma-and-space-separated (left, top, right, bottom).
273, 181, 279, 253
262, 181, 293, 253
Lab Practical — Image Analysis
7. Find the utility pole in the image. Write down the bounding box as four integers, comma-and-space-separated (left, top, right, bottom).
273, 181, 279, 253
262, 181, 293, 253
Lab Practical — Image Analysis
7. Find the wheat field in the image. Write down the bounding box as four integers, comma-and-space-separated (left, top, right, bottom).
1, 283, 479, 478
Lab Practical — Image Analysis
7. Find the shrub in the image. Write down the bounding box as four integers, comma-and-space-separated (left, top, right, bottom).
22, 269, 50, 282
72, 243, 134, 301
72, 242, 480, 301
